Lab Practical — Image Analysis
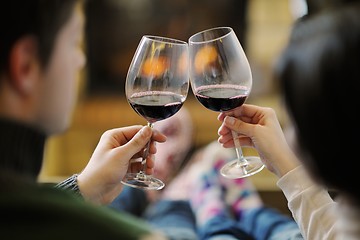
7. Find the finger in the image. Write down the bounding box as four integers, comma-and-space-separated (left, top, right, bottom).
218, 132, 233, 144
117, 126, 153, 160
146, 155, 155, 168
129, 156, 154, 175
237, 136, 254, 148
223, 116, 254, 137
132, 152, 145, 159
218, 135, 234, 148
130, 157, 142, 163
130, 144, 157, 161
218, 112, 227, 121
110, 125, 165, 145
128, 161, 141, 173
218, 122, 231, 135
112, 125, 143, 141
232, 104, 272, 123
218, 110, 235, 121
151, 130, 167, 143
145, 165, 154, 175
218, 135, 252, 148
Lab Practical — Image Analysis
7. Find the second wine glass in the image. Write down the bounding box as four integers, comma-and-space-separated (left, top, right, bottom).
189, 26, 265, 179
122, 35, 189, 190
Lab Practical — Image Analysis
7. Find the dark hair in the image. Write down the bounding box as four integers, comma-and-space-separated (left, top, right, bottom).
305, 0, 360, 15
276, 3, 360, 202
0, 0, 80, 74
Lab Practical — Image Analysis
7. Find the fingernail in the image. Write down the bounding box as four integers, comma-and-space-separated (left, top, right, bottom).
225, 116, 235, 125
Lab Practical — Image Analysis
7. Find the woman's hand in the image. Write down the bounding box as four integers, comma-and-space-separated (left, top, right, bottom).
77, 125, 166, 205
217, 104, 301, 178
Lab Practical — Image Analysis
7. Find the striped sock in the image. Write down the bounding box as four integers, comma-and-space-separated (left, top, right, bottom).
207, 149, 263, 220
190, 168, 229, 227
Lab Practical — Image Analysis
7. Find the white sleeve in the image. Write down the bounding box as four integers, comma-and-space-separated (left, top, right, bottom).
277, 166, 337, 240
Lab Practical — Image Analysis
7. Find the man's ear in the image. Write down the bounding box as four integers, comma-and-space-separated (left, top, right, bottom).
8, 36, 39, 96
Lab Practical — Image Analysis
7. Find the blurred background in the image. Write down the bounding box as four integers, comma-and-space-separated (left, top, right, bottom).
83, 0, 304, 97
39, 0, 308, 214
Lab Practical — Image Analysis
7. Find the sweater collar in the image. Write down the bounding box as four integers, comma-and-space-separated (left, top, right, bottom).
0, 118, 46, 180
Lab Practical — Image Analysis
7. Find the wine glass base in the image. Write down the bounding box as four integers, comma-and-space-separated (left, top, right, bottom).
220, 156, 265, 179
121, 173, 165, 190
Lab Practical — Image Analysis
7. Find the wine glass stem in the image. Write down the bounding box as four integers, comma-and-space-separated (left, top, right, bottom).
231, 130, 249, 168
140, 122, 153, 174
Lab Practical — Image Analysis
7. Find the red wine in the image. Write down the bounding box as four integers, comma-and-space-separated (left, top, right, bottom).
128, 91, 185, 123
194, 85, 249, 112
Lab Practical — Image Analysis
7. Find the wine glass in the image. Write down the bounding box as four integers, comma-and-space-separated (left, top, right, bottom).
188, 26, 264, 178
122, 35, 189, 190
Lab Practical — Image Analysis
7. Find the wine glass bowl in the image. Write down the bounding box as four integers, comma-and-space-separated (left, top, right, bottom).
123, 35, 189, 190
189, 26, 264, 179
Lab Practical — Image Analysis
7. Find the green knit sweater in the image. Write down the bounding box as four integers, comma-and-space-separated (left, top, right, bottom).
0, 118, 165, 240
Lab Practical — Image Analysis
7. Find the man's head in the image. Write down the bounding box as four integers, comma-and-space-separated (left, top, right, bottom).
0, 0, 85, 135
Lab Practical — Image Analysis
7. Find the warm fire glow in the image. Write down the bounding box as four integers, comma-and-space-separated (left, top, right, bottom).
141, 56, 169, 77
194, 45, 218, 73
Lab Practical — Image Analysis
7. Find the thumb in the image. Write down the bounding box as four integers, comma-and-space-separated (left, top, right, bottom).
224, 116, 253, 137
122, 126, 152, 158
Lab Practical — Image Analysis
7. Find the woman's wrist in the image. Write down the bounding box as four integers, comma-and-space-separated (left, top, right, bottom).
275, 149, 301, 178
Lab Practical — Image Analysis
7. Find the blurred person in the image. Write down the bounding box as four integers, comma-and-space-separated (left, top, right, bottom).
112, 109, 302, 239
161, 140, 303, 240
152, 107, 195, 186
108, 107, 198, 239
218, 2, 360, 239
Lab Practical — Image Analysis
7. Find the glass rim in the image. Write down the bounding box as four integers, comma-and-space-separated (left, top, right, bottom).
189, 26, 233, 44
142, 35, 188, 45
